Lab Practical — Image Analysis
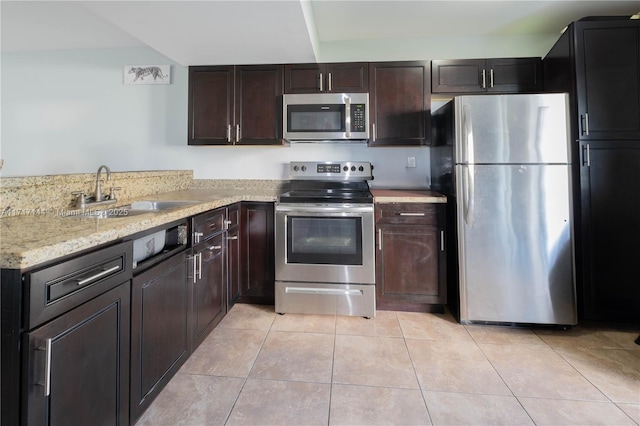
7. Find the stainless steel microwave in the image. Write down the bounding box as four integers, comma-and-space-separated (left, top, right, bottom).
283, 93, 370, 142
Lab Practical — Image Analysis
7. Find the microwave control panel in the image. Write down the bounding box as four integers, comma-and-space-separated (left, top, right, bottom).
351, 104, 366, 132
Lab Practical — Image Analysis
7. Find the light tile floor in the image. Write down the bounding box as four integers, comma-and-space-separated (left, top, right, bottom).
137, 304, 640, 426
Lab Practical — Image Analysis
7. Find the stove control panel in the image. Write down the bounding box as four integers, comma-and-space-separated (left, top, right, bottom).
289, 161, 373, 181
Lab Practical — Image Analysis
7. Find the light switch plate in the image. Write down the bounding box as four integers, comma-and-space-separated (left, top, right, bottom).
406, 157, 416, 168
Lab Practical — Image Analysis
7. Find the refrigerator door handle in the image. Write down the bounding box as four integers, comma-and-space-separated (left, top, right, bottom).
463, 165, 476, 226
461, 104, 474, 164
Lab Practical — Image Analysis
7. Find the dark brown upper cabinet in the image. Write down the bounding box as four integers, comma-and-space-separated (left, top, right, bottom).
368, 61, 431, 146
431, 58, 542, 94
188, 65, 283, 146
284, 62, 368, 93
545, 18, 640, 141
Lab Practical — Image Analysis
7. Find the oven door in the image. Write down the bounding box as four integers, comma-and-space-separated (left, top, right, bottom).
275, 203, 375, 285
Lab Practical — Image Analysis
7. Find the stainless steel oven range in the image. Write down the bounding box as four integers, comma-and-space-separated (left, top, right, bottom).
275, 161, 376, 318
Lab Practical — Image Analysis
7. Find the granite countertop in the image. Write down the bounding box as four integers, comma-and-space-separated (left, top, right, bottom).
371, 189, 447, 203
0, 188, 278, 270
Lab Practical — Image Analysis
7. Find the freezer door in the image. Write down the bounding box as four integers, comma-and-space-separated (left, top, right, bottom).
456, 164, 576, 325
455, 94, 571, 164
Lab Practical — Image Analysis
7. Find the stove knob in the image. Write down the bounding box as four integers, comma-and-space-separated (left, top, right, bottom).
359, 166, 364, 172
301, 165, 307, 172
293, 165, 299, 172
343, 166, 348, 172
351, 166, 356, 172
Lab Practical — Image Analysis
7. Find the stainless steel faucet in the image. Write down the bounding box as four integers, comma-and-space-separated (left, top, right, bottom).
94, 165, 111, 201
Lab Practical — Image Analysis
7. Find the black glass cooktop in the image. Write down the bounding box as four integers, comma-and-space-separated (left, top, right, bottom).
279, 180, 373, 204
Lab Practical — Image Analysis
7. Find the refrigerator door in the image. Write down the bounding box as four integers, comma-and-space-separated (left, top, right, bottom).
455, 94, 571, 165
456, 163, 576, 325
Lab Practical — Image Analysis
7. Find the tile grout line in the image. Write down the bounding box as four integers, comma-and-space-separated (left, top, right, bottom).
223, 305, 277, 425
469, 331, 539, 425
398, 310, 435, 425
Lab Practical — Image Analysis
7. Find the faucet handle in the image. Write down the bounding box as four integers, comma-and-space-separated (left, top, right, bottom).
108, 187, 122, 200
71, 191, 86, 209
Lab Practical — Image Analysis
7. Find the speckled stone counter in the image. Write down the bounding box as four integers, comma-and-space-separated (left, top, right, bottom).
0, 186, 281, 270
371, 189, 447, 203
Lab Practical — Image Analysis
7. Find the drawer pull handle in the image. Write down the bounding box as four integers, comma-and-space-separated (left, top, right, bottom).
194, 231, 204, 244
227, 236, 238, 241
209, 223, 217, 229
76, 265, 120, 286
208, 245, 222, 251
398, 212, 425, 216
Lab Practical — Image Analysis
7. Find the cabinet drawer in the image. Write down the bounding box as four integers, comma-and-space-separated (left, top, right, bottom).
192, 208, 225, 243
25, 241, 133, 329
375, 203, 439, 225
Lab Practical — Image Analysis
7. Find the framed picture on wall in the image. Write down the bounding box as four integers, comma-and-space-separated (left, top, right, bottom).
123, 65, 170, 85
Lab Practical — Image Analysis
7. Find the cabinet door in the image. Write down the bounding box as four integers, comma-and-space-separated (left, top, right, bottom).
192, 234, 226, 349
574, 21, 640, 140
325, 62, 369, 93
431, 59, 486, 93
376, 224, 445, 310
284, 63, 322, 93
369, 61, 431, 146
235, 65, 283, 145
486, 58, 542, 93
580, 141, 640, 322
188, 66, 234, 145
24, 283, 130, 426
227, 204, 242, 309
130, 252, 189, 423
240, 202, 275, 304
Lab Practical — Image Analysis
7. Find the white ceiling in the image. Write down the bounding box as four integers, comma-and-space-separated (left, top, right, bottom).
2, 1, 639, 65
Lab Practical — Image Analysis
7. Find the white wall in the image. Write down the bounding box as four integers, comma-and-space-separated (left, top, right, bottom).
1, 47, 431, 188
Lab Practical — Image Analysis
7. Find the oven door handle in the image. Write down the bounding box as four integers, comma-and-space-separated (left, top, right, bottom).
276, 205, 373, 214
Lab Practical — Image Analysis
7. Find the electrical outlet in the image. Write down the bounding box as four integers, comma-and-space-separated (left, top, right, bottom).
406, 157, 416, 168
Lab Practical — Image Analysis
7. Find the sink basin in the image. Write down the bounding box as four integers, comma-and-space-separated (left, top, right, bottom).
64, 200, 196, 219
129, 200, 195, 211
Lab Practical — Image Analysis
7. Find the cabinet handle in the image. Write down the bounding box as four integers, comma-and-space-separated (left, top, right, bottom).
208, 245, 222, 251
328, 73, 332, 91
398, 212, 425, 217
37, 338, 52, 396
227, 124, 231, 142
378, 229, 382, 251
190, 254, 198, 283
224, 219, 232, 229
76, 265, 120, 286
197, 253, 202, 280
371, 123, 376, 142
236, 124, 240, 143
490, 69, 494, 88
581, 113, 590, 136
481, 69, 486, 89
440, 230, 445, 252
583, 143, 591, 167
227, 235, 238, 241
194, 231, 203, 244
319, 72, 323, 92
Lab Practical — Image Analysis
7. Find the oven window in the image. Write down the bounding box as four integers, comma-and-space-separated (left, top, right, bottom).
287, 216, 362, 265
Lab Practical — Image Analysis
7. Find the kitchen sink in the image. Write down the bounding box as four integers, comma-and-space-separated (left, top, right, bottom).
64, 200, 196, 219
129, 200, 195, 211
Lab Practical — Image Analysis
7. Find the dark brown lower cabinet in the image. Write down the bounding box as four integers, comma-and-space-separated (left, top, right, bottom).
580, 141, 640, 322
192, 233, 226, 349
239, 202, 275, 304
24, 283, 130, 426
130, 251, 189, 423
375, 203, 446, 312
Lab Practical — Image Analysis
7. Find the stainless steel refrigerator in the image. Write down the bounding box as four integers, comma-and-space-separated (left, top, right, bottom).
432, 93, 577, 325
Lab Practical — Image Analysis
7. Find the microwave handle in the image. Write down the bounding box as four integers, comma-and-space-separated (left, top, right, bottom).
319, 73, 323, 92
345, 95, 351, 138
